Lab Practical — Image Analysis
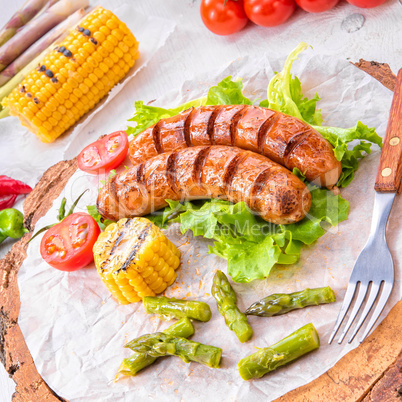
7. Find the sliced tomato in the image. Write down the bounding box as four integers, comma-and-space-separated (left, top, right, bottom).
78, 131, 129, 174
40, 213, 100, 271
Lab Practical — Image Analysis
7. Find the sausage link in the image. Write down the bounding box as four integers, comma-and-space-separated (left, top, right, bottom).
128, 105, 341, 188
98, 146, 312, 225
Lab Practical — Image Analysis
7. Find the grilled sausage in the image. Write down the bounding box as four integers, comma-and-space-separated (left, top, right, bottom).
128, 105, 342, 189
97, 146, 312, 225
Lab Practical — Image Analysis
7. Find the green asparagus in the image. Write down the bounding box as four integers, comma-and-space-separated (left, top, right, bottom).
126, 333, 222, 369
238, 323, 320, 380
116, 317, 194, 379
212, 270, 253, 343
143, 296, 211, 322
245, 287, 336, 317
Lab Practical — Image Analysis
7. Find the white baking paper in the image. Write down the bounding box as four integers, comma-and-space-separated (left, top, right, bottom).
18, 51, 401, 402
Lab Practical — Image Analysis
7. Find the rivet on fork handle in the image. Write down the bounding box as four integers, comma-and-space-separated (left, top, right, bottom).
375, 68, 402, 193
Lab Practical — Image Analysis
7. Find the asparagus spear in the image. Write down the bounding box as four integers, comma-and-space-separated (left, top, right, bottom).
0, 0, 88, 72
126, 333, 222, 369
143, 296, 212, 322
245, 287, 336, 317
212, 270, 253, 343
0, 0, 49, 47
31, 0, 59, 20
0, 8, 86, 86
238, 323, 320, 380
116, 318, 194, 379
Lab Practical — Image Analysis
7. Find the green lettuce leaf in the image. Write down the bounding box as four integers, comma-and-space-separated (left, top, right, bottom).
87, 205, 114, 231
146, 188, 349, 283
205, 76, 253, 106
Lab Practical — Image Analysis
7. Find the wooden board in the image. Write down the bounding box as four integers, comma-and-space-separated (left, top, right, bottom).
0, 63, 401, 402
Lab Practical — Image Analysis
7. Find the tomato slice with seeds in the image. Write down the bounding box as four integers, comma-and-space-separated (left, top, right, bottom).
78, 131, 129, 174
40, 213, 100, 271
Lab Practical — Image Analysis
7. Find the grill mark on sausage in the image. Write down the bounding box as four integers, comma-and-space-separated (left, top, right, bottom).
207, 106, 223, 145
283, 131, 311, 167
193, 146, 212, 185
183, 107, 195, 147
152, 121, 163, 154
96, 197, 107, 220
102, 175, 120, 219
257, 113, 281, 152
230, 106, 248, 146
249, 167, 277, 210
223, 152, 249, 190
136, 163, 145, 184
166, 152, 179, 195
275, 188, 298, 216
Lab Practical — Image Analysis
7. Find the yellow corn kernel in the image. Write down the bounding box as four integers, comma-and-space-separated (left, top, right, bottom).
3, 6, 139, 143
93, 218, 181, 305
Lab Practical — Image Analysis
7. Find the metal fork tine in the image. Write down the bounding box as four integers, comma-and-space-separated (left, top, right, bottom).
359, 281, 393, 343
328, 283, 357, 344
347, 282, 380, 343
337, 282, 368, 344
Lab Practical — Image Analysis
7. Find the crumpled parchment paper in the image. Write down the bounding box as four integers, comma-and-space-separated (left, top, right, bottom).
18, 50, 401, 402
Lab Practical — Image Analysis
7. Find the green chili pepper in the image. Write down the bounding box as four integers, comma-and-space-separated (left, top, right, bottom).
0, 208, 27, 243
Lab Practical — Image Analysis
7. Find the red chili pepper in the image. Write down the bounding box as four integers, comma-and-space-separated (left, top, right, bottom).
0, 194, 18, 210
0, 176, 32, 196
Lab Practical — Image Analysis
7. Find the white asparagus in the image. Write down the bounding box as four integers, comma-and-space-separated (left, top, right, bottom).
0, 0, 89, 72
32, 0, 60, 19
0, 8, 86, 87
0, 0, 49, 47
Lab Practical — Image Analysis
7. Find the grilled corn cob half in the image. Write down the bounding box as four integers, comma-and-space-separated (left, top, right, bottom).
93, 217, 181, 304
3, 7, 139, 143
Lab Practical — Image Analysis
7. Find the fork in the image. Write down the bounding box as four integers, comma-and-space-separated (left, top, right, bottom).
329, 68, 402, 344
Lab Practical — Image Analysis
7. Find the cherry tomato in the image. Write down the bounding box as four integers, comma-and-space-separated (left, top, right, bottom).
295, 0, 339, 12
78, 131, 129, 174
40, 213, 100, 272
244, 0, 296, 27
345, 0, 387, 7
200, 0, 249, 36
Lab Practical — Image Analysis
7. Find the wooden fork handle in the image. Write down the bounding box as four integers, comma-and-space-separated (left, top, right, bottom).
375, 68, 402, 193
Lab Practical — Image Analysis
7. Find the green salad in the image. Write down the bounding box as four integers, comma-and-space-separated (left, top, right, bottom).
108, 43, 382, 283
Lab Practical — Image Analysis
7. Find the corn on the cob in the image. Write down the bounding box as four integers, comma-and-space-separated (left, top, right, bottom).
93, 217, 181, 305
3, 7, 139, 143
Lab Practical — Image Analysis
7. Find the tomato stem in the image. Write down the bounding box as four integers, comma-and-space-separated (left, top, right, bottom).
66, 189, 89, 217
29, 189, 89, 244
